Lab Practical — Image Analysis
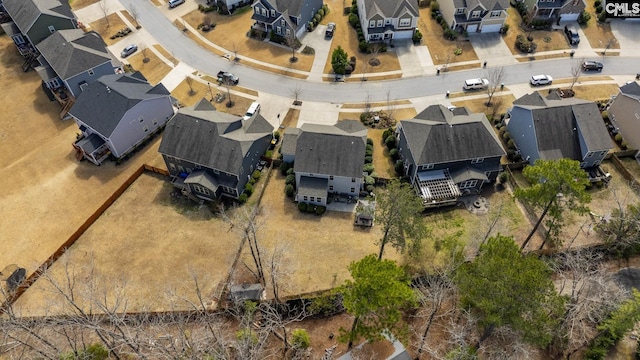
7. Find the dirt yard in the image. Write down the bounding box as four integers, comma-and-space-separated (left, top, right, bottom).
502, 7, 570, 55
87, 13, 129, 46
417, 6, 478, 65
125, 49, 173, 86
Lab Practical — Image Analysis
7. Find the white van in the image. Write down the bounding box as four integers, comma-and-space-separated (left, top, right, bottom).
168, 0, 185, 8
463, 78, 489, 91
243, 102, 261, 120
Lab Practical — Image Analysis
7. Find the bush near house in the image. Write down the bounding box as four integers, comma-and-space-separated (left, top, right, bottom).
516, 34, 537, 53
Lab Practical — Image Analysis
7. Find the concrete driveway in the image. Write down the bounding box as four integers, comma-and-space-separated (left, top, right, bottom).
394, 39, 435, 77
610, 20, 640, 58
299, 25, 332, 82
468, 33, 518, 67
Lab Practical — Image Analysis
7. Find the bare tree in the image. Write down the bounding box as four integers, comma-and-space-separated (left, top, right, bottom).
290, 85, 303, 104
141, 46, 150, 63
413, 272, 456, 357
232, 43, 239, 61
185, 76, 195, 96
385, 88, 396, 123
602, 38, 617, 56
569, 58, 583, 90
127, 4, 140, 29
99, 0, 110, 28
266, 242, 293, 304
221, 205, 266, 286
285, 27, 299, 63
485, 66, 505, 107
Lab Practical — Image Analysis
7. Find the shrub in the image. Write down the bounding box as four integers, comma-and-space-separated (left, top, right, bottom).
615, 133, 623, 143
602, 111, 609, 121
238, 193, 248, 203
365, 155, 373, 163
249, 178, 256, 185
365, 176, 375, 185
367, 137, 374, 146
430, 1, 440, 11
595, 4, 603, 13
515, 34, 537, 53
292, 329, 311, 349
345, 64, 353, 74
395, 160, 404, 175
365, 148, 373, 157
366, 144, 374, 152
363, 163, 375, 174
244, 183, 254, 196
502, 131, 511, 140
323, 4, 329, 13
383, 128, 394, 140
280, 161, 292, 175
498, 171, 509, 184
349, 13, 359, 27
412, 29, 423, 43
60, 344, 109, 360
236, 329, 258, 344
359, 41, 370, 53
444, 28, 457, 40
285, 184, 294, 197
309, 293, 343, 316
390, 148, 399, 160
598, 11, 607, 22
252, 170, 261, 180
507, 139, 516, 150
622, 140, 629, 149
298, 202, 308, 212
318, 8, 325, 17
578, 10, 591, 25
286, 174, 296, 185
315, 206, 326, 215
287, 168, 295, 176
500, 24, 509, 34
594, 0, 601, 6
454, 48, 462, 55
274, 131, 281, 141
385, 134, 397, 149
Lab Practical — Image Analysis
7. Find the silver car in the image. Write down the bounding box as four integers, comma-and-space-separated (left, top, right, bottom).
120, 44, 138, 58
530, 74, 553, 86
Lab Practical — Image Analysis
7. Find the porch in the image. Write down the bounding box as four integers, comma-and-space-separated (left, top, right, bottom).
73, 133, 111, 165
415, 169, 462, 208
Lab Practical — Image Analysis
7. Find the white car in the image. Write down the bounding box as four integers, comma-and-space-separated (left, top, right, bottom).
530, 74, 553, 86
168, 0, 185, 8
463, 78, 489, 91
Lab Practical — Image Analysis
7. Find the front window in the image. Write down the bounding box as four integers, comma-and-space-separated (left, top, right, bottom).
460, 180, 478, 189
399, 18, 411, 27
48, 25, 55, 33
271, 9, 275, 17
351, 178, 356, 182
491, 10, 501, 17
369, 20, 375, 27
286, 29, 291, 36
471, 158, 484, 164
377, 20, 383, 27
261, 8, 266, 16
88, 69, 94, 76
456, 8, 465, 14
423, 164, 434, 170
281, 19, 285, 26
472, 11, 481, 17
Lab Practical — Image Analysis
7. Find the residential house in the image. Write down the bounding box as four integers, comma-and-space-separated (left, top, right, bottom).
1, 0, 77, 59
356, 0, 419, 41
438, 0, 509, 33
396, 105, 505, 208
608, 81, 640, 159
35, 29, 118, 107
522, 0, 586, 22
158, 98, 274, 201
506, 92, 613, 181
251, 0, 323, 38
281, 120, 367, 206
69, 72, 174, 165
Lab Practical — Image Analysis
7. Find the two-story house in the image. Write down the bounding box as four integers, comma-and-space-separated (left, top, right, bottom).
522, 0, 585, 22
606, 81, 640, 160
506, 92, 613, 181
1, 0, 77, 59
281, 120, 367, 206
396, 105, 506, 208
438, 0, 509, 33
251, 0, 323, 38
159, 98, 274, 202
69, 72, 174, 165
356, 0, 419, 41
35, 29, 117, 105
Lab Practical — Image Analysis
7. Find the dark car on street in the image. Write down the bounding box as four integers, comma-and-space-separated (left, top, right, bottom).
582, 60, 603, 71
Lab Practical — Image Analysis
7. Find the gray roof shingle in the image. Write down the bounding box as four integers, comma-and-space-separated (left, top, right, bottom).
3, 0, 75, 33
362, 0, 418, 19
68, 72, 170, 137
400, 105, 505, 165
620, 81, 640, 100
159, 98, 274, 175
35, 30, 111, 80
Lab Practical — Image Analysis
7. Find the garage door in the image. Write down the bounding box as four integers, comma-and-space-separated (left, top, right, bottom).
394, 30, 413, 39
560, 13, 579, 21
467, 24, 478, 32
481, 24, 502, 33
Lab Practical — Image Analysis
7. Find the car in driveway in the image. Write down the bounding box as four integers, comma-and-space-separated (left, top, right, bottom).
564, 25, 580, 45
530, 74, 553, 86
463, 78, 489, 91
325, 22, 336, 38
120, 44, 138, 58
168, 0, 185, 8
582, 60, 603, 71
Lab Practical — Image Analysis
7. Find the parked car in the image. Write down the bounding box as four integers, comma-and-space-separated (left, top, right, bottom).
120, 44, 138, 58
168, 0, 185, 8
217, 71, 239, 85
243, 102, 261, 121
564, 25, 580, 45
530, 74, 553, 86
325, 23, 336, 38
582, 60, 603, 71
463, 78, 489, 91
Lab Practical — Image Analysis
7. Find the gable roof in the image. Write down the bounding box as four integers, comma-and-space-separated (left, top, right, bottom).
453, 0, 508, 10
159, 98, 274, 175
3, 0, 75, 33
259, 0, 307, 17
36, 30, 111, 80
293, 120, 367, 178
512, 93, 613, 159
400, 105, 505, 165
620, 81, 640, 100
68, 72, 170, 137
361, 0, 418, 19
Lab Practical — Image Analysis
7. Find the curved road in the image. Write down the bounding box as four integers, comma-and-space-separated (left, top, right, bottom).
121, 0, 639, 103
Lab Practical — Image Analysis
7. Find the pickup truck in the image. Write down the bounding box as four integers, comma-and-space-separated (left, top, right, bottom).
217, 71, 239, 85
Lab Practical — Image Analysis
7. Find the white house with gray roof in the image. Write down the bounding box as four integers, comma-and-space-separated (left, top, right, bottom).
356, 0, 419, 41
159, 98, 274, 202
251, 0, 323, 38
396, 105, 505, 207
437, 0, 508, 33
35, 29, 117, 100
506, 92, 613, 181
609, 81, 640, 160
281, 120, 367, 206
69, 72, 174, 165
1, 0, 77, 57
522, 0, 585, 22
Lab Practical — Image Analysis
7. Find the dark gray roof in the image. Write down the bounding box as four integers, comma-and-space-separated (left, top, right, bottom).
400, 105, 505, 165
450, 166, 489, 183
35, 30, 111, 80
230, 284, 264, 302
281, 127, 300, 157
68, 72, 170, 137
362, 0, 418, 19
265, 0, 306, 17
513, 94, 613, 158
297, 176, 329, 198
3, 0, 75, 33
620, 81, 640, 100
294, 121, 367, 178
159, 98, 273, 175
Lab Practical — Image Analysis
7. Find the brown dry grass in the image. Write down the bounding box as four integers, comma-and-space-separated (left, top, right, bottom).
343, 73, 402, 82
452, 94, 516, 117
69, 0, 99, 10
342, 100, 411, 109
246, 60, 309, 79
321, 0, 400, 76
552, 75, 613, 84
120, 10, 139, 29
171, 79, 255, 116
516, 52, 572, 61
543, 83, 620, 102
175, 20, 226, 56
280, 108, 300, 128
153, 44, 180, 66
367, 129, 397, 179
200, 75, 259, 96
150, 0, 164, 6
125, 49, 172, 86
581, 1, 620, 50
502, 7, 570, 55
417, 7, 478, 65
445, 63, 481, 72
87, 13, 129, 46
182, 8, 314, 72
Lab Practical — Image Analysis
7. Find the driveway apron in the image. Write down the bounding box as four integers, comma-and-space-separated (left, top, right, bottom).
468, 33, 518, 67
